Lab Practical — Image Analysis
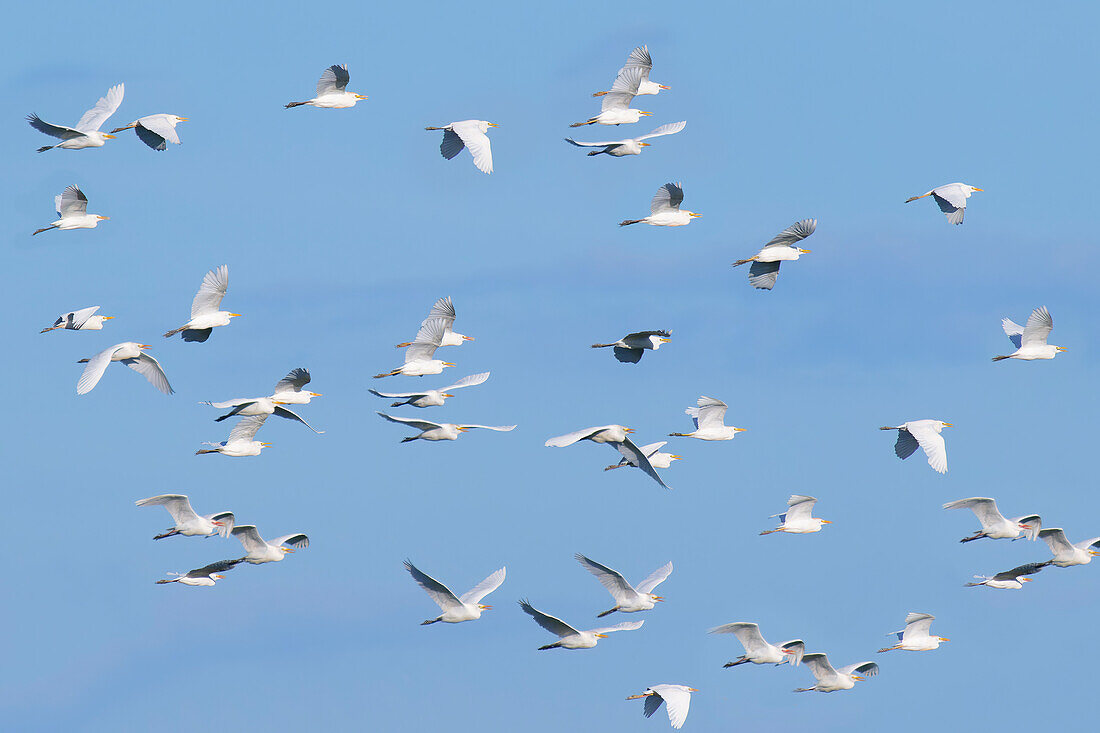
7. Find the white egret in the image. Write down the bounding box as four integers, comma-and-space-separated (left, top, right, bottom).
593, 46, 668, 97
572, 67, 650, 127
41, 306, 112, 333
164, 265, 240, 342
605, 441, 680, 471
374, 318, 455, 378
546, 425, 670, 489
566, 120, 686, 157
1038, 528, 1100, 567
620, 183, 699, 227
731, 219, 816, 290
202, 396, 322, 433
135, 494, 234, 540
626, 685, 696, 730
231, 525, 309, 564
285, 64, 366, 109
156, 559, 242, 587
877, 612, 947, 653
591, 330, 671, 363
404, 560, 506, 624
905, 182, 982, 225
196, 415, 271, 457
27, 83, 123, 152
575, 554, 672, 617
424, 121, 496, 174
709, 622, 805, 667
794, 654, 878, 693
993, 306, 1065, 361
77, 342, 173, 396
369, 372, 490, 408
966, 562, 1046, 590
518, 599, 643, 650
270, 368, 321, 404
879, 420, 951, 474
395, 297, 473, 348
110, 114, 187, 150
377, 412, 515, 442
32, 185, 109, 236
669, 396, 744, 441
760, 495, 831, 535
942, 497, 1040, 542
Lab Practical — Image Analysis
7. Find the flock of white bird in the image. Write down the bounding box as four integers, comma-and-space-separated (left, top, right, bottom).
28, 46, 1084, 729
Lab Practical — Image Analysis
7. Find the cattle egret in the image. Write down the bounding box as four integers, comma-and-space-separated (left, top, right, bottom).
156, 559, 242, 587
709, 622, 805, 667
27, 83, 123, 151
731, 219, 816, 290
518, 599, 643, 650
626, 685, 696, 730
270, 368, 320, 404
377, 413, 515, 442
966, 562, 1047, 590
942, 497, 1040, 542
669, 396, 744, 441
425, 121, 496, 174
33, 185, 108, 235
546, 425, 670, 489
41, 306, 112, 333
196, 415, 270, 457
592, 330, 671, 363
993, 306, 1065, 361
395, 297, 473, 348
565, 121, 686, 157
231, 525, 309, 564
110, 114, 186, 150
77, 342, 172, 396
905, 183, 981, 225
605, 441, 680, 471
135, 494, 234, 539
403, 560, 506, 624
879, 420, 950, 474
374, 318, 455, 378
575, 554, 672, 616
164, 265, 239, 342
370, 372, 490, 408
620, 183, 699, 227
572, 67, 650, 127
593, 46, 668, 97
794, 654, 878, 693
1038, 528, 1100, 567
877, 612, 947, 652
285, 64, 366, 108
760, 495, 831, 535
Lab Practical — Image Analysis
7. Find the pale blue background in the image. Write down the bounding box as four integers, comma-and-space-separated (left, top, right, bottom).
3, 2, 1098, 730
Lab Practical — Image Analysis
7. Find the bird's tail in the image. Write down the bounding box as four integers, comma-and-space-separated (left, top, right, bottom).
591, 343, 615, 348
586, 150, 605, 156
155, 578, 177, 584
36, 145, 55, 153
32, 225, 58, 236
876, 645, 899, 653
195, 448, 219, 455
163, 326, 186, 338
793, 687, 815, 693
373, 369, 400, 379
991, 355, 1010, 362
569, 120, 594, 128
390, 400, 414, 408
723, 658, 749, 668
759, 529, 780, 536
668, 432, 690, 437
538, 642, 562, 651
596, 608, 618, 618
284, 101, 308, 109
731, 258, 755, 267
959, 533, 985, 543
619, 219, 644, 227
153, 529, 179, 540
603, 463, 625, 471
420, 617, 441, 626
400, 437, 418, 443
878, 426, 897, 431
963, 581, 985, 587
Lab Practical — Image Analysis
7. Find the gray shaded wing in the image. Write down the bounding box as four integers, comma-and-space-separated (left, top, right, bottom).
643, 694, 663, 720
440, 128, 465, 160
231, 525, 267, 553
228, 414, 267, 442
76, 83, 124, 132
650, 182, 683, 214
270, 533, 309, 549
403, 560, 463, 610
427, 296, 457, 324
77, 344, 118, 395
636, 121, 686, 141
613, 346, 643, 363
317, 64, 350, 96
185, 558, 242, 578
134, 494, 199, 525
894, 428, 920, 460
615, 437, 671, 489
622, 46, 652, 73
376, 412, 442, 432
123, 353, 174, 395
902, 612, 935, 639
748, 260, 781, 290
784, 495, 817, 523
801, 653, 837, 681
1021, 306, 1053, 347
273, 405, 324, 433
932, 192, 964, 224
459, 567, 506, 604
135, 124, 167, 151
545, 426, 614, 447
1039, 528, 1074, 556
991, 563, 1046, 582
405, 318, 446, 363
601, 66, 644, 111
274, 368, 311, 394
906, 422, 947, 474
564, 137, 627, 147
574, 554, 635, 602
635, 561, 673, 594
1001, 318, 1024, 349
58, 185, 89, 217
56, 305, 99, 328
455, 424, 516, 432
191, 265, 229, 318
838, 661, 879, 678
588, 620, 644, 634
138, 115, 181, 145
27, 114, 83, 140
518, 599, 579, 637
763, 219, 816, 247
441, 372, 490, 391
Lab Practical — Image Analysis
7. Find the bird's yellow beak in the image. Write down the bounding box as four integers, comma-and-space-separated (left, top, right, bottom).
1021, 577, 1032, 582
97, 216, 110, 220
639, 142, 650, 146
443, 362, 457, 368
310, 392, 322, 397
273, 400, 288, 405
652, 596, 664, 602
938, 637, 950, 642
479, 604, 492, 610
103, 133, 116, 139
734, 427, 747, 432
595, 633, 608, 638
943, 423, 954, 427
670, 454, 682, 460
139, 344, 153, 349
659, 85, 670, 90
102, 316, 115, 320
1090, 550, 1100, 557
462, 335, 475, 341
261, 442, 273, 446
355, 94, 368, 100
229, 313, 243, 317
821, 519, 833, 524
688, 688, 698, 692
178, 117, 189, 121
443, 393, 454, 398
639, 111, 652, 116
851, 675, 865, 681
457, 426, 469, 432
1056, 346, 1067, 352
972, 187, 984, 191
799, 248, 812, 253
690, 212, 702, 218
623, 427, 635, 433
487, 122, 499, 127
659, 338, 671, 343
213, 574, 225, 579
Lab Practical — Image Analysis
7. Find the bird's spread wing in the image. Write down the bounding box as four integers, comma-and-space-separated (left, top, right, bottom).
403, 560, 463, 610
601, 66, 644, 111
625, 330, 671, 340
1040, 528, 1075, 555
782, 640, 806, 666
616, 438, 670, 489
763, 219, 816, 248
58, 185, 89, 217
317, 64, 350, 96
933, 184, 969, 210
992, 563, 1046, 582
903, 612, 935, 639
650, 182, 683, 214
635, 561, 673, 594
545, 426, 611, 447
139, 115, 181, 145
27, 114, 83, 140
906, 423, 947, 473
655, 687, 690, 729
368, 388, 425, 399
135, 124, 168, 151
784, 495, 817, 523
637, 441, 668, 457
270, 533, 309, 549
123, 353, 174, 395
622, 46, 653, 73
932, 192, 964, 224
574, 554, 635, 602
801, 653, 836, 681
637, 121, 686, 141
519, 600, 578, 637
642, 693, 664, 720
274, 368, 311, 394
232, 525, 267, 553
440, 128, 466, 160
459, 566, 506, 605
135, 494, 198, 524
377, 412, 442, 432
405, 318, 446, 363
441, 372, 490, 391
893, 428, 920, 460
588, 620, 644, 634
63, 305, 100, 328
191, 265, 229, 318
748, 260, 781, 290
228, 414, 267, 442
186, 558, 242, 578
76, 84, 124, 132
1001, 318, 1024, 349
77, 345, 119, 395
427, 296, 457, 324
273, 405, 324, 433
942, 497, 1002, 528
450, 121, 493, 174
712, 622, 766, 653
613, 347, 643, 363
1021, 306, 1053, 347
457, 424, 516, 432
564, 137, 627, 147
209, 512, 235, 536
838, 661, 879, 678
692, 396, 728, 429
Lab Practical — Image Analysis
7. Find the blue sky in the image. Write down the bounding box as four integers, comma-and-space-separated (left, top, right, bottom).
3, 1, 1099, 730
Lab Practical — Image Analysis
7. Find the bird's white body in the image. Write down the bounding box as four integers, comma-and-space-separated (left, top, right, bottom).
77, 342, 173, 395
881, 419, 950, 474
370, 372, 489, 408
878, 612, 947, 653
34, 185, 108, 236
575, 554, 672, 616
565, 121, 686, 157
732, 219, 816, 290
377, 412, 515, 442
621, 183, 699, 227
762, 495, 830, 534
376, 318, 455, 379
905, 182, 981, 225
426, 121, 496, 174
710, 622, 805, 666
626, 684, 696, 730
41, 306, 112, 333
231, 525, 309, 564
135, 494, 234, 539
1039, 528, 1100, 567
176, 576, 217, 587
286, 64, 366, 108
594, 47, 669, 98
994, 306, 1064, 361
404, 561, 505, 624
197, 415, 270, 457
519, 599, 643, 650
670, 396, 744, 441
593, 108, 647, 125
54, 213, 106, 231
942, 497, 1039, 541
27, 84, 124, 152
795, 654, 878, 693
165, 265, 239, 341
966, 563, 1046, 590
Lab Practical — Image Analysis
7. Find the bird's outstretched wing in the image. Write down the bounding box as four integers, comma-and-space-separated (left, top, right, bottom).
942, 497, 1003, 529
902, 612, 935, 639
635, 561, 673, 594
588, 620, 644, 635
377, 412, 442, 432
77, 344, 121, 395
404, 318, 447, 363
800, 653, 837, 682
135, 124, 168, 151
545, 426, 614, 447
991, 563, 1046, 582
762, 219, 816, 248
459, 567, 506, 604
273, 405, 324, 433
450, 121, 493, 174
1001, 318, 1024, 349
564, 137, 628, 147
27, 114, 83, 140
601, 66, 644, 111
274, 368, 311, 394
636, 121, 686, 141
138, 115, 181, 146
621, 46, 653, 73
931, 192, 964, 224
185, 558, 243, 579
57, 185, 89, 217
906, 423, 947, 473
191, 265, 229, 318
838, 661, 879, 678
784, 495, 817, 523
654, 686, 691, 729
403, 560, 463, 611
574, 554, 635, 602
642, 693, 664, 720
231, 525, 268, 553
518, 600, 579, 638
614, 438, 670, 489
209, 512, 235, 536
893, 428, 920, 460
456, 424, 516, 432
135, 494, 199, 525
748, 260, 781, 290
228, 414, 267, 442
691, 396, 728, 429
76, 84, 124, 132
1021, 306, 1053, 347
123, 353, 174, 395
440, 128, 466, 160
709, 622, 767, 654
317, 64, 350, 96
270, 533, 309, 549
1039, 528, 1075, 556
427, 296, 457, 324
613, 347, 643, 363
441, 372, 490, 391
52, 305, 100, 329
650, 182, 684, 214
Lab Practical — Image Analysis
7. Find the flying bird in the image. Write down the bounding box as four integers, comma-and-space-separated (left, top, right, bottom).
109, 114, 187, 150
760, 495, 831, 535
574, 554, 672, 617
593, 46, 668, 97
620, 183, 699, 227
77, 342, 173, 396
669, 396, 744, 441
565, 121, 686, 157
591, 330, 671, 363
572, 66, 650, 127
32, 185, 108, 236
626, 685, 696, 730
424, 121, 496, 174
374, 318, 455, 378
879, 420, 951, 474
794, 654, 878, 693
905, 182, 982, 225
270, 368, 321, 404
231, 525, 309, 564
203, 368, 321, 419
605, 441, 680, 471
156, 559, 242, 587
731, 219, 816, 290
196, 415, 270, 457
27, 83, 124, 152
164, 265, 239, 342
285, 64, 366, 108
518, 599, 643, 650
1038, 528, 1100, 567
395, 297, 473, 348
993, 306, 1065, 361
546, 425, 670, 489
942, 497, 1040, 542
403, 560, 505, 624
709, 622, 804, 667
877, 612, 948, 653
965, 562, 1046, 590
369, 372, 490, 408
41, 306, 112, 333
377, 413, 515, 442
134, 494, 234, 539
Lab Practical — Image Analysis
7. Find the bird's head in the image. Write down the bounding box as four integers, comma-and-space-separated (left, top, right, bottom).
102, 133, 116, 139
96, 216, 110, 221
